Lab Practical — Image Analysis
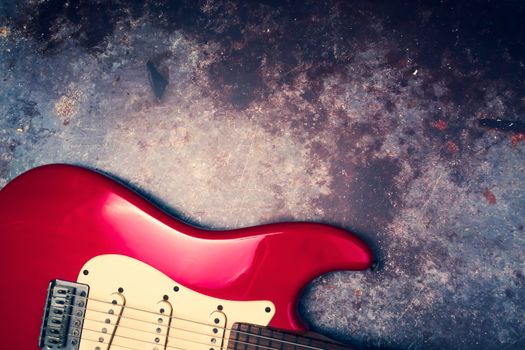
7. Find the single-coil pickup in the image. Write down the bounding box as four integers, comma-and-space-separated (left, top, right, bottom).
80, 292, 125, 349
155, 300, 174, 348
112, 298, 174, 349
167, 309, 227, 350
208, 311, 227, 350
83, 296, 174, 349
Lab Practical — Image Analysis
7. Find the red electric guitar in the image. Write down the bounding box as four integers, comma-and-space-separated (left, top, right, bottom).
0, 165, 373, 350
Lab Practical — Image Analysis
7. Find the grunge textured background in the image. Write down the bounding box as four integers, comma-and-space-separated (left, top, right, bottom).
1, 1, 524, 349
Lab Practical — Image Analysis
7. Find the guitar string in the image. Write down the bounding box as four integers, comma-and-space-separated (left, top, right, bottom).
82, 336, 141, 350
78, 324, 295, 350
51, 297, 326, 350
81, 325, 204, 350
70, 313, 281, 350
82, 330, 298, 350
82, 332, 334, 350
59, 308, 324, 350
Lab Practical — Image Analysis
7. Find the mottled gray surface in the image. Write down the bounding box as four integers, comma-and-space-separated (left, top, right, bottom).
1, 1, 524, 349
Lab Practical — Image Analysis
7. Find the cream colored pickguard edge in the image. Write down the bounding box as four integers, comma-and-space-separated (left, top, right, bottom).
77, 254, 275, 350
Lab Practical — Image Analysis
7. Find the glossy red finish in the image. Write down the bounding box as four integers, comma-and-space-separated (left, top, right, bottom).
0, 164, 373, 349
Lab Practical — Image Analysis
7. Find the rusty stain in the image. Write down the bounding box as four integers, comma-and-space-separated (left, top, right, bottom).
511, 133, 525, 147
54, 89, 82, 124
431, 119, 448, 130
446, 140, 459, 154
483, 188, 497, 205
0, 26, 9, 38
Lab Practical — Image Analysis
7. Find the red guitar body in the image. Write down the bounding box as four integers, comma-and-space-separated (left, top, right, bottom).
0, 165, 373, 349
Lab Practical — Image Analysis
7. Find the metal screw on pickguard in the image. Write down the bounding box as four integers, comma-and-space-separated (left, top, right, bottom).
214, 318, 220, 324
217, 305, 223, 310
163, 295, 169, 301
265, 307, 271, 313
173, 286, 179, 292
118, 287, 124, 293
83, 270, 89, 275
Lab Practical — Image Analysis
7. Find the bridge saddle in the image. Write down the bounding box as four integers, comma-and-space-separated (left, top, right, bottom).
39, 280, 89, 349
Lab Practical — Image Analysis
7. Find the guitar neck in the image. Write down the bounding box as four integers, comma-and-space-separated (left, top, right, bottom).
228, 323, 356, 350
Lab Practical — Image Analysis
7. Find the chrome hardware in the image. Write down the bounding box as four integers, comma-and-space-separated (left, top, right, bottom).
39, 279, 89, 349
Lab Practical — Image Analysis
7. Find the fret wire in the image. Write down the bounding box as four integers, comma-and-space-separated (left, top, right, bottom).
256, 323, 262, 349
266, 327, 275, 350
250, 324, 256, 350
306, 337, 313, 347
229, 323, 353, 350
235, 327, 241, 349
233, 323, 240, 350
277, 328, 284, 350
244, 324, 249, 350
231, 323, 236, 350
293, 331, 299, 350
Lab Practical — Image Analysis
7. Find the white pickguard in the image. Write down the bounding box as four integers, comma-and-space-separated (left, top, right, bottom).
76, 255, 275, 350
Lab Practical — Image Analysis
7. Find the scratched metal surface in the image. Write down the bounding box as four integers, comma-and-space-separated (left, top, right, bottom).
1, 1, 524, 349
